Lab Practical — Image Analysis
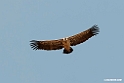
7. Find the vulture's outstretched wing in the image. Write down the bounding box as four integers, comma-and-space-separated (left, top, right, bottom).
67, 25, 99, 46
30, 39, 63, 50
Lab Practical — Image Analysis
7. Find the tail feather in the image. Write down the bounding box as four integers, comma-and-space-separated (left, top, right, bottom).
63, 47, 73, 54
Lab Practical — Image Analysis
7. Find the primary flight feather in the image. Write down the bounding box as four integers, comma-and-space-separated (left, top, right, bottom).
30, 25, 99, 54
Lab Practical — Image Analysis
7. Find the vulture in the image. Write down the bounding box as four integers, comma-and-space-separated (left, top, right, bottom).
30, 25, 99, 54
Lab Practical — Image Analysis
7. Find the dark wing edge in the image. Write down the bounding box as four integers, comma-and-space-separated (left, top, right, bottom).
30, 39, 63, 50
90, 25, 99, 35
30, 40, 39, 50
68, 25, 99, 46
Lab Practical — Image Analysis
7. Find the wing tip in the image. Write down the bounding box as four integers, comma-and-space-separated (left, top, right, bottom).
91, 25, 99, 35
30, 40, 39, 50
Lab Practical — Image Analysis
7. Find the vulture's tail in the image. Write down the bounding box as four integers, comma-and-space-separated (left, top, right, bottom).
63, 47, 73, 54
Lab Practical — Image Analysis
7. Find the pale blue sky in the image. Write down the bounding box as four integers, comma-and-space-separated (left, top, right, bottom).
0, 0, 124, 83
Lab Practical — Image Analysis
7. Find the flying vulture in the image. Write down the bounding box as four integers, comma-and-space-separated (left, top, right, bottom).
30, 25, 99, 54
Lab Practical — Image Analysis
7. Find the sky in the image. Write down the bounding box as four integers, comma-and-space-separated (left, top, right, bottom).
0, 0, 124, 83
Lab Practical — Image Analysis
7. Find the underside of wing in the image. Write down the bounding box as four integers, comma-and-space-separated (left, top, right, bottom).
30, 39, 63, 50
67, 25, 99, 46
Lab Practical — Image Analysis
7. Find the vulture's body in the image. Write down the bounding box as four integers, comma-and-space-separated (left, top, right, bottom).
30, 25, 99, 54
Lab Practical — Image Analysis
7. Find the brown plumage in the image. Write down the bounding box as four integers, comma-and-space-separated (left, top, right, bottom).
30, 25, 99, 54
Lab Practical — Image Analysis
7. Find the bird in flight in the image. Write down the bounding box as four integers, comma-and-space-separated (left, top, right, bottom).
30, 25, 99, 54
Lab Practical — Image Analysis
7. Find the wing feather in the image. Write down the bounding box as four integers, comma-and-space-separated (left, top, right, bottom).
30, 39, 63, 50
67, 25, 99, 46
